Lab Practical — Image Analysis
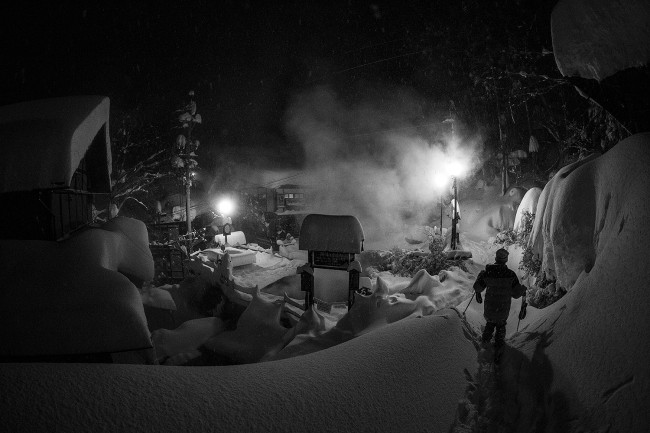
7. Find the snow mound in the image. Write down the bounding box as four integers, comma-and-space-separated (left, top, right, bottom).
204, 288, 288, 363
0, 217, 154, 359
0, 311, 475, 433
518, 133, 650, 431
513, 187, 541, 233
152, 317, 225, 365
530, 134, 650, 290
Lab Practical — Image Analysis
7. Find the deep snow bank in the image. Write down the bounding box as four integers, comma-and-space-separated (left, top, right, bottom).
517, 133, 650, 431
0, 217, 154, 360
530, 134, 650, 291
0, 311, 475, 433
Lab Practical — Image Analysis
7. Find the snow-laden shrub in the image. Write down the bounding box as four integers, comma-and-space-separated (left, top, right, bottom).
526, 281, 567, 309
385, 233, 466, 278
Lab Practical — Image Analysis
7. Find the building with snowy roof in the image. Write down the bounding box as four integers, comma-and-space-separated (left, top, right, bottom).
0, 95, 112, 240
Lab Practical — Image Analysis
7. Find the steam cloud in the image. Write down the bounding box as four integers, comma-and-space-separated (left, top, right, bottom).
285, 85, 483, 244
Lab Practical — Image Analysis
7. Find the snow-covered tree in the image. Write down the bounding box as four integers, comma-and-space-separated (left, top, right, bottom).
173, 90, 202, 235
109, 106, 172, 219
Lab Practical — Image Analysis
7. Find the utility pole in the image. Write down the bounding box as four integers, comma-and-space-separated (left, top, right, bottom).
449, 100, 458, 250
172, 90, 201, 239
185, 164, 192, 235
451, 176, 458, 250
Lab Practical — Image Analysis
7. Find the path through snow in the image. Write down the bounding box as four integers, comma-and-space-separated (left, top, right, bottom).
449, 312, 570, 433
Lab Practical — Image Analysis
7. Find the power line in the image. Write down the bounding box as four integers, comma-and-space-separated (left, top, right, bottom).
308, 49, 427, 84
333, 49, 426, 75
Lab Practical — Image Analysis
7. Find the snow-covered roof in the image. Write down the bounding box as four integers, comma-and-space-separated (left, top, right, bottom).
551, 0, 650, 81
0, 96, 112, 193
299, 214, 364, 253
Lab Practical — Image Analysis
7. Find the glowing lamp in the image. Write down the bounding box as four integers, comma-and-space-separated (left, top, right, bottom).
216, 197, 235, 216
448, 160, 466, 178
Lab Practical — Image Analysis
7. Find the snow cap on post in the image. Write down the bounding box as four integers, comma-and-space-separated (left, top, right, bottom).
299, 214, 364, 253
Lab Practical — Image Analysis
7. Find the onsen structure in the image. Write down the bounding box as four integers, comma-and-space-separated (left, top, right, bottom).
297, 214, 365, 310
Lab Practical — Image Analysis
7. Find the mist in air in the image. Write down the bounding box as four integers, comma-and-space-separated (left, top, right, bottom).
284, 85, 484, 239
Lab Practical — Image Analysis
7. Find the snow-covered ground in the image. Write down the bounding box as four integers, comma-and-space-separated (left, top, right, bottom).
2, 133, 649, 432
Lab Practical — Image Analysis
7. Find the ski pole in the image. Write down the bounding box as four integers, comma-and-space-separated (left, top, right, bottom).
462, 292, 475, 315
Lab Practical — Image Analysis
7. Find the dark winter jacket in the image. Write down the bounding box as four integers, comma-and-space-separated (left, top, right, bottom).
473, 263, 526, 322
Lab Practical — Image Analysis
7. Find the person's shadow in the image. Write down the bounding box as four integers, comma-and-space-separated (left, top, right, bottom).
449, 315, 585, 433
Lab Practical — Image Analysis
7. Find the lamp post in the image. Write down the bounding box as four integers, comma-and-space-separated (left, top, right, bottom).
451, 176, 459, 250
447, 160, 464, 250
173, 90, 201, 238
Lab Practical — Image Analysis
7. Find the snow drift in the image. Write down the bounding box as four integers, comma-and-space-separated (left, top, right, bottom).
518, 133, 650, 431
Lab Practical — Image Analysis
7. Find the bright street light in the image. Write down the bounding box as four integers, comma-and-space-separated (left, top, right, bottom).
216, 197, 235, 216
448, 159, 466, 178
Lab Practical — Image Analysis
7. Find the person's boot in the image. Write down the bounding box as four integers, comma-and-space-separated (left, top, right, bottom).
481, 325, 494, 346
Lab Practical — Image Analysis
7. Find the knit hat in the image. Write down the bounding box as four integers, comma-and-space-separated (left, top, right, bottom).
495, 248, 509, 263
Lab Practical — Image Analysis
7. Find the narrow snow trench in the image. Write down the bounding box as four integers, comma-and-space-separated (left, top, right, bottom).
449, 317, 561, 433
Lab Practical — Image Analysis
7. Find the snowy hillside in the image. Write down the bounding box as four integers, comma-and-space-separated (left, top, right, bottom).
1, 134, 649, 432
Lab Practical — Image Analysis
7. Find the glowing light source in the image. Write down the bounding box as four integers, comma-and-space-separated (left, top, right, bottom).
216, 197, 235, 216
433, 173, 448, 189
448, 159, 466, 178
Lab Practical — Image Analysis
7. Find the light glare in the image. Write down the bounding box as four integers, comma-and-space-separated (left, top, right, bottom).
433, 173, 448, 189
448, 160, 466, 177
216, 198, 235, 216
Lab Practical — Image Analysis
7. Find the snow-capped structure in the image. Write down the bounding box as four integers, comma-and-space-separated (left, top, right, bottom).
0, 96, 112, 240
0, 96, 155, 363
0, 96, 111, 194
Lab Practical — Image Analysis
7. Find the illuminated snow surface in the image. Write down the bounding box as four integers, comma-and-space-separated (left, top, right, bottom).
1, 134, 650, 432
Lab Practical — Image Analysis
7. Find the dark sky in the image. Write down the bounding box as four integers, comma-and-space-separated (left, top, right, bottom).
2, 1, 556, 177
2, 2, 451, 167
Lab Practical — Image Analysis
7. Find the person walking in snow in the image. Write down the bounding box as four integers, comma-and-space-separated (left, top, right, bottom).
473, 248, 527, 348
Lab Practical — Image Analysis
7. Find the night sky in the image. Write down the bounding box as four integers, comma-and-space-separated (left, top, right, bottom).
2, 1, 554, 175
